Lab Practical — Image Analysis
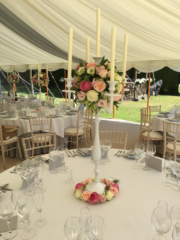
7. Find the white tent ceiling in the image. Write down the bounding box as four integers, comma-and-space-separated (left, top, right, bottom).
0, 0, 180, 72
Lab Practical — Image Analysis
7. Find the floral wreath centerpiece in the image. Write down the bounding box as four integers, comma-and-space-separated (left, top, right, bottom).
32, 72, 48, 88
74, 178, 119, 204
8, 73, 19, 83
71, 56, 124, 112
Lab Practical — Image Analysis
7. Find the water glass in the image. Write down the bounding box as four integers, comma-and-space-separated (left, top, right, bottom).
133, 142, 144, 169
142, 144, 156, 171
49, 146, 60, 174
151, 207, 172, 240
162, 161, 171, 187
171, 206, 180, 227
103, 140, 112, 162
58, 145, 68, 174
64, 217, 83, 240
77, 231, 95, 240
80, 207, 91, 230
85, 215, 105, 240
172, 222, 180, 240
171, 163, 180, 191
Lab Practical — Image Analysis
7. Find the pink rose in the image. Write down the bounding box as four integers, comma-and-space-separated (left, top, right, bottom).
92, 80, 96, 86
96, 66, 105, 75
101, 178, 106, 184
33, 79, 36, 83
112, 183, 119, 191
107, 71, 111, 78
77, 91, 86, 101
81, 181, 86, 185
75, 183, 83, 190
93, 81, 106, 93
80, 80, 92, 91
121, 85, 125, 93
106, 180, 113, 187
99, 70, 108, 78
73, 77, 78, 87
86, 63, 96, 70
99, 195, 106, 203
86, 177, 93, 184
76, 65, 80, 70
109, 187, 118, 196
81, 191, 91, 202
114, 93, 122, 101
88, 192, 99, 204
97, 99, 107, 108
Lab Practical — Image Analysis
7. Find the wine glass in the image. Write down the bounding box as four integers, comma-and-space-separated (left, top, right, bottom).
17, 193, 37, 240
142, 144, 156, 171
172, 163, 180, 191
133, 142, 144, 169
31, 159, 45, 193
80, 207, 91, 231
64, 217, 83, 240
103, 140, 112, 162
78, 231, 95, 240
157, 201, 168, 209
49, 146, 60, 174
57, 145, 68, 174
162, 161, 171, 187
85, 215, 105, 240
171, 206, 180, 227
33, 190, 47, 228
151, 207, 172, 240
0, 196, 18, 240
172, 222, 180, 240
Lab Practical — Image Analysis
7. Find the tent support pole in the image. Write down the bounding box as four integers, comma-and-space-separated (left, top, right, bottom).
64, 69, 67, 102
46, 69, 48, 100
14, 83, 16, 93
113, 106, 115, 118
147, 72, 151, 115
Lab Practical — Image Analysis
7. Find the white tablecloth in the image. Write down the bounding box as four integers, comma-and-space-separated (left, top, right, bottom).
1, 108, 77, 138
0, 149, 178, 240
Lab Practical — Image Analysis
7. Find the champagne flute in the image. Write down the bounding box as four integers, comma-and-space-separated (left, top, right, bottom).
172, 163, 180, 192
133, 142, 144, 169
162, 160, 171, 187
157, 201, 168, 210
80, 207, 91, 231
58, 145, 68, 174
0, 196, 18, 240
142, 144, 156, 171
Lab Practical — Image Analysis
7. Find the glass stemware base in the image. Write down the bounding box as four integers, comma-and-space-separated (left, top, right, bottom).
34, 219, 47, 228
60, 166, 68, 174
50, 169, 60, 174
170, 184, 180, 191
153, 234, 166, 240
2, 230, 18, 240
142, 165, 151, 171
20, 228, 37, 240
161, 181, 171, 187
132, 162, 141, 169
18, 219, 31, 230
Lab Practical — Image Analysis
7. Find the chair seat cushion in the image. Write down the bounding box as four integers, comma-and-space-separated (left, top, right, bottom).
3, 136, 18, 144
167, 143, 180, 152
32, 134, 51, 142
142, 131, 163, 139
65, 127, 84, 135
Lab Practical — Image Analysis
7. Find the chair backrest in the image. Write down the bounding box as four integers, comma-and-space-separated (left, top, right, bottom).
19, 95, 25, 98
149, 105, 161, 115
0, 118, 3, 143
45, 96, 55, 105
77, 110, 87, 133
29, 116, 52, 135
0, 100, 3, 112
28, 94, 37, 99
141, 112, 151, 133
22, 133, 56, 159
99, 131, 128, 149
86, 109, 93, 130
163, 121, 180, 136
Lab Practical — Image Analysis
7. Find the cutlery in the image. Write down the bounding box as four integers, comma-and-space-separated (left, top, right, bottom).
115, 150, 120, 156
77, 149, 87, 156
0, 184, 9, 188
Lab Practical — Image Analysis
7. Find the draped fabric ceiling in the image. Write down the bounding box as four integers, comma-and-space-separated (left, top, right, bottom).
0, 0, 180, 72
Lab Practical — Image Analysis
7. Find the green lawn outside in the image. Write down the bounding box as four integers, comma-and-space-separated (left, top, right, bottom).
17, 93, 180, 123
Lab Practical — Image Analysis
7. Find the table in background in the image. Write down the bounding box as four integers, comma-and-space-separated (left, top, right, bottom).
0, 149, 178, 240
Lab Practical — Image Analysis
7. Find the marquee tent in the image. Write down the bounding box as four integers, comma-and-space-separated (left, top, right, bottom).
0, 0, 180, 72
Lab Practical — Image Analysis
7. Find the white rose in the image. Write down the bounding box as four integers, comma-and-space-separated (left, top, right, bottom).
87, 66, 95, 76
77, 67, 85, 75
87, 90, 99, 102
107, 63, 111, 70
115, 83, 123, 93
40, 74, 43, 78
115, 74, 123, 83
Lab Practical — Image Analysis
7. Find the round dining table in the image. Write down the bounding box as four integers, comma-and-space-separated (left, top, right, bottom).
0, 149, 179, 240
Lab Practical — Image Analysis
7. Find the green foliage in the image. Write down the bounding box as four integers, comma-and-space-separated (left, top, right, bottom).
100, 56, 109, 66
84, 75, 90, 81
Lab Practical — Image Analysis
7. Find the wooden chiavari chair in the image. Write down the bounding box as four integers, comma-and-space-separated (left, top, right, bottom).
99, 131, 128, 149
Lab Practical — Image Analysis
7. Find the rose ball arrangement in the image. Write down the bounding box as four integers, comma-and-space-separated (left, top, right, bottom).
8, 73, 19, 83
74, 178, 119, 204
71, 56, 124, 112
32, 72, 48, 87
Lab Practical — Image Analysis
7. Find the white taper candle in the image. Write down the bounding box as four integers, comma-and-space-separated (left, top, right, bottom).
110, 26, 116, 81
68, 28, 73, 79
86, 37, 90, 63
122, 34, 128, 79
96, 8, 101, 57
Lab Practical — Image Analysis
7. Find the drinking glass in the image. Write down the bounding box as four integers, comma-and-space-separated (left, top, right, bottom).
157, 201, 168, 209
80, 207, 91, 231
172, 163, 180, 192
33, 190, 47, 228
162, 161, 171, 187
57, 145, 68, 174
64, 217, 83, 240
17, 194, 37, 239
49, 146, 60, 174
103, 140, 112, 162
77, 231, 95, 240
85, 215, 105, 240
90, 144, 105, 164
31, 159, 45, 193
151, 207, 172, 240
171, 206, 180, 227
172, 222, 180, 240
133, 142, 144, 169
142, 144, 156, 171
0, 197, 18, 240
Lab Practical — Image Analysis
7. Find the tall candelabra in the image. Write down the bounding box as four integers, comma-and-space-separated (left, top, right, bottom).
63, 57, 123, 194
